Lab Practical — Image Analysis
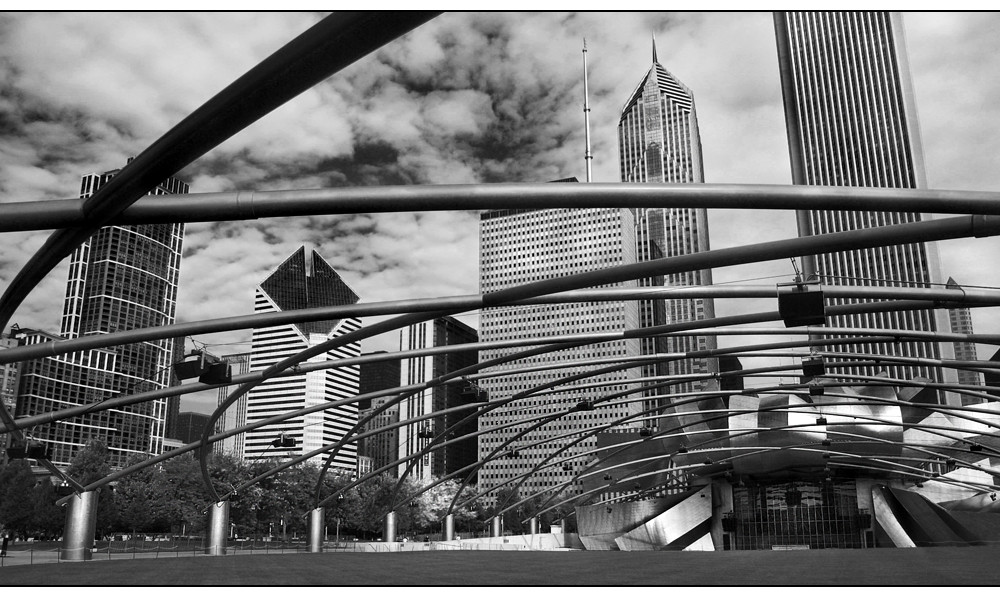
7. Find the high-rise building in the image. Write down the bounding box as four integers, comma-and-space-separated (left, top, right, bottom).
774, 11, 954, 396
14, 163, 187, 467
359, 396, 400, 477
358, 355, 401, 476
398, 316, 479, 482
478, 201, 641, 506
163, 336, 187, 441
358, 352, 400, 411
945, 278, 983, 401
172, 411, 211, 444
213, 352, 251, 458
243, 247, 361, 471
617, 39, 716, 423
0, 332, 22, 464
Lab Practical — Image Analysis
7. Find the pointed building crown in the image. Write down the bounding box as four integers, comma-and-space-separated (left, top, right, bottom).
620, 36, 694, 117
259, 246, 359, 336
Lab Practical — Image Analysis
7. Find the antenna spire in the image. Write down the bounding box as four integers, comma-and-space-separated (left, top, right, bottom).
652, 33, 658, 64
582, 38, 593, 183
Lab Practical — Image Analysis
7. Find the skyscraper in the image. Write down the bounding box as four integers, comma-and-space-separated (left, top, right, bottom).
398, 316, 479, 482
212, 352, 251, 458
478, 202, 641, 505
0, 332, 22, 464
14, 163, 187, 467
945, 278, 983, 401
617, 39, 716, 422
358, 354, 402, 476
774, 11, 953, 394
243, 247, 361, 472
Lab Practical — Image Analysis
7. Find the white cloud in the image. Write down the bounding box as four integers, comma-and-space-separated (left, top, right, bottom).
2, 12, 999, 415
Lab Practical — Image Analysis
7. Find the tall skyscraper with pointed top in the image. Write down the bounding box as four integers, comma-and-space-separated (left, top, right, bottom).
243, 247, 361, 471
774, 12, 954, 397
617, 37, 716, 421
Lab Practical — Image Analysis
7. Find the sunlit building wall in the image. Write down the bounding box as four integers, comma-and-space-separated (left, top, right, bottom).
213, 352, 252, 458
14, 163, 187, 467
398, 316, 479, 482
618, 40, 716, 421
243, 247, 360, 471
478, 204, 641, 506
775, 11, 954, 396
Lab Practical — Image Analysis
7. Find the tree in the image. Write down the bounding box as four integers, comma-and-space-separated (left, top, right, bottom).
66, 441, 117, 536
31, 479, 65, 539
321, 472, 365, 540
66, 440, 111, 484
114, 455, 174, 534
161, 453, 210, 536
0, 460, 37, 537
410, 477, 479, 535
351, 473, 419, 537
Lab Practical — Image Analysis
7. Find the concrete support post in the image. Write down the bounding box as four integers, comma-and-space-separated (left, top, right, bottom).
60, 490, 98, 561
491, 516, 502, 538
384, 511, 397, 543
530, 516, 539, 535
444, 513, 455, 541
308, 507, 325, 553
205, 500, 229, 556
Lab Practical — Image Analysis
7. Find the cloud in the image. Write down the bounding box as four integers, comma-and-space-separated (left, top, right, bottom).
2, 12, 999, 415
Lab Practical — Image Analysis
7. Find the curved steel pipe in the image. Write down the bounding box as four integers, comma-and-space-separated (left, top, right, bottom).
9, 283, 999, 367
6, 184, 1000, 232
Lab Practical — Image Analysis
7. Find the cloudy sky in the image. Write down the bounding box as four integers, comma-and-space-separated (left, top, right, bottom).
2, 12, 999, 414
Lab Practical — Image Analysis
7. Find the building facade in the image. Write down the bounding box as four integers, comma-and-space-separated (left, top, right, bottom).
478, 204, 641, 505
357, 355, 402, 476
171, 411, 211, 444
243, 247, 361, 471
0, 333, 22, 463
398, 316, 479, 482
774, 11, 954, 395
617, 40, 716, 424
945, 278, 983, 401
213, 352, 252, 458
14, 164, 187, 467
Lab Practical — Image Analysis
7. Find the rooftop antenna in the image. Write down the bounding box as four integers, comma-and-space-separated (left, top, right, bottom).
652, 32, 658, 63
582, 38, 593, 182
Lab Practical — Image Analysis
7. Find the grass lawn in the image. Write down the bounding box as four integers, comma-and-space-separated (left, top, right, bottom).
3, 547, 1000, 585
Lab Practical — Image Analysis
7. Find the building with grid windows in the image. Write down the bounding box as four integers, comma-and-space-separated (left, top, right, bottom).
398, 316, 479, 482
243, 247, 361, 471
212, 352, 252, 458
1, 333, 23, 463
617, 39, 716, 425
357, 354, 402, 476
946, 278, 983, 401
774, 11, 954, 396
478, 202, 641, 506
12, 163, 187, 467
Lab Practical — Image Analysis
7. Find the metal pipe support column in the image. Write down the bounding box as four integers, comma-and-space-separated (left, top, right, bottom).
384, 511, 397, 543
205, 500, 229, 555
530, 516, 539, 535
444, 513, 455, 541
491, 516, 502, 538
60, 490, 99, 561
308, 507, 325, 553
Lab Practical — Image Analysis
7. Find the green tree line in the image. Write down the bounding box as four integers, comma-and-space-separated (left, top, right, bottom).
1, 441, 578, 541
